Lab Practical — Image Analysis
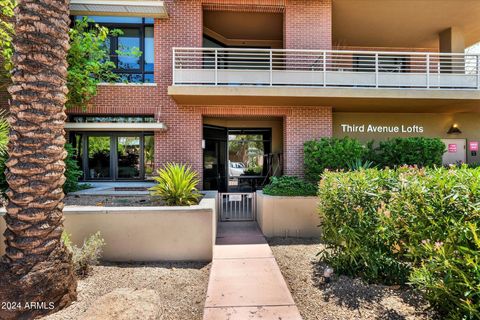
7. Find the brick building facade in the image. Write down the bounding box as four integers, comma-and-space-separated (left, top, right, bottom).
67, 0, 335, 187
65, 0, 480, 188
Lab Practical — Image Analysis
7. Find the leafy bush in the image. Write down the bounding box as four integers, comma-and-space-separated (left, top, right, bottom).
62, 231, 106, 277
149, 163, 201, 206
63, 143, 84, 193
304, 137, 446, 182
373, 137, 445, 168
66, 17, 122, 109
304, 137, 366, 182
263, 176, 317, 196
318, 166, 480, 319
318, 168, 409, 284
243, 165, 262, 176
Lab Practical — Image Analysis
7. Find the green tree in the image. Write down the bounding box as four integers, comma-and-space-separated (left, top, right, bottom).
0, 0, 15, 90
2, 11, 126, 110
66, 17, 120, 109
0, 0, 77, 318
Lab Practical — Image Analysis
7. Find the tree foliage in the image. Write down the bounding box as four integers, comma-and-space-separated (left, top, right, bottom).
66, 17, 120, 109
0, 0, 15, 90
2, 11, 124, 109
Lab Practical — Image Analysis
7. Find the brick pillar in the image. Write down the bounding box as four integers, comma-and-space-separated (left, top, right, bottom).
284, 0, 332, 50
154, 0, 204, 179
283, 107, 332, 177
154, 108, 203, 178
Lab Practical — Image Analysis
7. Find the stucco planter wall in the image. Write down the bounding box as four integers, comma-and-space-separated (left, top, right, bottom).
256, 191, 321, 238
0, 194, 217, 262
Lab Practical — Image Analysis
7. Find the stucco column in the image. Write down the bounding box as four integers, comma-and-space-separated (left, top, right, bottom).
439, 27, 465, 73
439, 27, 465, 53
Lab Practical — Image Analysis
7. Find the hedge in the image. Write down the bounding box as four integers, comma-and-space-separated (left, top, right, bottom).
318, 166, 480, 319
373, 137, 445, 168
304, 137, 366, 182
304, 137, 446, 182
262, 176, 317, 196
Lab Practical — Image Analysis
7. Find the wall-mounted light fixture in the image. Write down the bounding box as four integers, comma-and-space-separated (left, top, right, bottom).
447, 123, 462, 134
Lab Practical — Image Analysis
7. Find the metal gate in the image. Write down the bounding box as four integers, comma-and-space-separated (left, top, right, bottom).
219, 193, 256, 221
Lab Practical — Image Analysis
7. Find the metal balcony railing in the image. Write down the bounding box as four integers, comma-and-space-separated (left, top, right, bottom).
172, 48, 480, 90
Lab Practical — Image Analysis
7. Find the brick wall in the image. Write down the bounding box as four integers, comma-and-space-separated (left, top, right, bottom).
284, 0, 332, 50
68, 84, 160, 116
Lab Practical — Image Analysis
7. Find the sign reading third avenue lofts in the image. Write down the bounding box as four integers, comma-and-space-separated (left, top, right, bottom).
340, 124, 424, 134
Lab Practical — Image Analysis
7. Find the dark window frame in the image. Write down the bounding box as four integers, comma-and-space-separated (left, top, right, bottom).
70, 131, 154, 181
74, 17, 154, 83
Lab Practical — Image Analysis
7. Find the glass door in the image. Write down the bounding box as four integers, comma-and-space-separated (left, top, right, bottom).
116, 135, 141, 179
228, 130, 270, 192
203, 125, 228, 191
86, 136, 112, 180
70, 132, 154, 181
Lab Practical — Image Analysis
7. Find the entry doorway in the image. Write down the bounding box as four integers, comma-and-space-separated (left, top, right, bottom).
441, 139, 467, 165
70, 132, 155, 181
203, 125, 275, 192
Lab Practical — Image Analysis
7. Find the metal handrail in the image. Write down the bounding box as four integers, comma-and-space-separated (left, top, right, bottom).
172, 47, 480, 89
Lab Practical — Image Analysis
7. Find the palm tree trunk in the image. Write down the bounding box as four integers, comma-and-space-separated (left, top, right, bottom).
0, 0, 77, 318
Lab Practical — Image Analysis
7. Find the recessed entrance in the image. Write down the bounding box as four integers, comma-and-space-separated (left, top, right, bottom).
70, 132, 154, 181
202, 117, 283, 192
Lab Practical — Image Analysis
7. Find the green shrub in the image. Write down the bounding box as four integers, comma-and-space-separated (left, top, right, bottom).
304, 137, 446, 182
388, 167, 480, 319
149, 163, 201, 206
263, 176, 317, 196
373, 137, 445, 168
304, 137, 366, 182
346, 158, 375, 171
62, 231, 106, 277
63, 143, 84, 193
318, 166, 480, 319
318, 168, 409, 284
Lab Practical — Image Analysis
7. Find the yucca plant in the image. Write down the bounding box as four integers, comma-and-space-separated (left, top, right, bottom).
346, 158, 375, 171
149, 163, 201, 206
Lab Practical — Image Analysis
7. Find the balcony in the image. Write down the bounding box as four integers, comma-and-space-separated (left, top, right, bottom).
169, 48, 480, 112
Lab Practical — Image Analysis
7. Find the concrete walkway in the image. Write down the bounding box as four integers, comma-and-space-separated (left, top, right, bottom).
203, 222, 302, 320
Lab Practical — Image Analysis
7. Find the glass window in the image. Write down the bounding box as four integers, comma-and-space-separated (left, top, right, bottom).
144, 135, 155, 180
77, 16, 144, 24
70, 115, 155, 123
75, 16, 154, 83
118, 28, 141, 70
117, 136, 141, 179
144, 27, 154, 72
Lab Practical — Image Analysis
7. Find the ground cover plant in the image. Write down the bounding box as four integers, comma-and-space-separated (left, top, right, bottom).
62, 232, 106, 277
318, 166, 480, 319
263, 176, 317, 196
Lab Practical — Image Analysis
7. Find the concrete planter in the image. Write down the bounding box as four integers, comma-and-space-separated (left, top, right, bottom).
256, 191, 321, 238
0, 194, 217, 262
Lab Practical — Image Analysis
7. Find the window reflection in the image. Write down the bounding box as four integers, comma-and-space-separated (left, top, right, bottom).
74, 16, 154, 83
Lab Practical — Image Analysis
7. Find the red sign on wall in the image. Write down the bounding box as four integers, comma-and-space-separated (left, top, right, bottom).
469, 141, 479, 152
448, 144, 457, 153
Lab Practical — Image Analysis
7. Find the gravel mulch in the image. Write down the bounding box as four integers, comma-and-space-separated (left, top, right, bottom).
268, 238, 435, 320
43, 261, 211, 320
64, 195, 165, 207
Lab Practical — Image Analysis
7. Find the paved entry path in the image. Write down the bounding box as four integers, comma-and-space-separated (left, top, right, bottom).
203, 222, 302, 320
